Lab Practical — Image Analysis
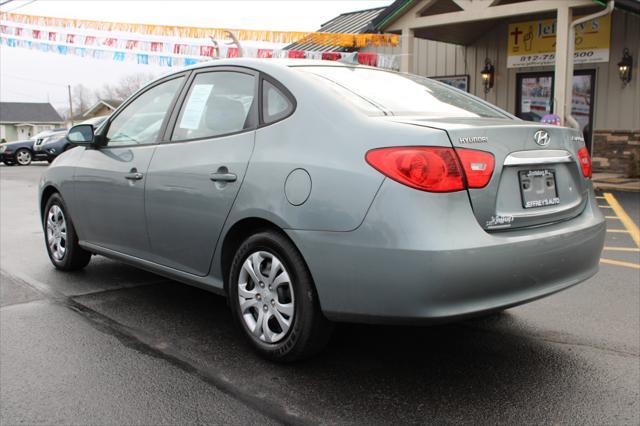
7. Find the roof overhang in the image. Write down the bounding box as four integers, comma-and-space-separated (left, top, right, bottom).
378, 0, 608, 44
82, 100, 118, 118
2, 121, 63, 125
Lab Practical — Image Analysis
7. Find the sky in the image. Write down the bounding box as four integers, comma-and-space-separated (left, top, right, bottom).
0, 0, 391, 109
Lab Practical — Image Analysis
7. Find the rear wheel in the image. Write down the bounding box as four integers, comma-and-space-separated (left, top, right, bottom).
228, 231, 332, 362
15, 149, 32, 166
44, 193, 91, 271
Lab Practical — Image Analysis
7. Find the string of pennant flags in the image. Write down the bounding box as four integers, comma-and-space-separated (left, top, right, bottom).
0, 12, 399, 48
0, 34, 401, 70
0, 15, 401, 70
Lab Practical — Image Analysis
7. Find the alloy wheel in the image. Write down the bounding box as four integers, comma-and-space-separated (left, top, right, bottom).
46, 205, 67, 261
16, 150, 32, 165
238, 251, 295, 343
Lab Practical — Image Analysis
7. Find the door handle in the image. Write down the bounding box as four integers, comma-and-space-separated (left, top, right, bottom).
125, 172, 144, 180
209, 172, 237, 182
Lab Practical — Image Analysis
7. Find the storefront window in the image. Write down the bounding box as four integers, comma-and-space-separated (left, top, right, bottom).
516, 70, 595, 150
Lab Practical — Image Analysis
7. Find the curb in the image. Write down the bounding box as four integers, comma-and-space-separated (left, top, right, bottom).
593, 182, 640, 192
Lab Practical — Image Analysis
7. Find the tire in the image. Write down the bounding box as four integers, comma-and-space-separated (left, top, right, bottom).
228, 231, 333, 362
3, 161, 15, 166
43, 193, 92, 271
15, 148, 32, 166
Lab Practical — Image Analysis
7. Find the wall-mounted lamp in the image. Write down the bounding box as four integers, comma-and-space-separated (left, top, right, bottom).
481, 58, 495, 93
618, 48, 633, 85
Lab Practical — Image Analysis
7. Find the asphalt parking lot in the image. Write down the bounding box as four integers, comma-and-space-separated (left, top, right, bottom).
1, 163, 639, 425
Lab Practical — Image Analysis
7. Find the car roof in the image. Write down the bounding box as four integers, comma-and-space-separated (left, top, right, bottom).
151, 58, 378, 84
183, 58, 360, 70
122, 58, 384, 112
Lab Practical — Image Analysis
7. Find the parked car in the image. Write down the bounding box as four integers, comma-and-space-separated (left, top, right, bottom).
37, 116, 109, 162
38, 59, 605, 362
1, 138, 49, 166
33, 128, 67, 152
34, 130, 67, 163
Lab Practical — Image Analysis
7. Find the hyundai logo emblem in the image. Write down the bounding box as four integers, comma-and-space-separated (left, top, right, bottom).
534, 129, 551, 146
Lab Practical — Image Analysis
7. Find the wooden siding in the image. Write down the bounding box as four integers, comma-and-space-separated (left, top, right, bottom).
366, 9, 639, 131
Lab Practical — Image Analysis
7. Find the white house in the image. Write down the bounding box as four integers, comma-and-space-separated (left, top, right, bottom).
0, 102, 64, 142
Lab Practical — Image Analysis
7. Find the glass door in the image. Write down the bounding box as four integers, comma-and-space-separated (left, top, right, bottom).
516, 70, 596, 151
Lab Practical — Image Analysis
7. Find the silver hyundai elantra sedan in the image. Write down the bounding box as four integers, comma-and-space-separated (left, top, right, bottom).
39, 59, 605, 361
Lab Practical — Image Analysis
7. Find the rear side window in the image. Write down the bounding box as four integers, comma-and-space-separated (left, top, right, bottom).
172, 71, 256, 141
262, 80, 293, 124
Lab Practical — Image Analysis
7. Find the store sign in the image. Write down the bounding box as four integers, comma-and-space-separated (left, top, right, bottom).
507, 15, 610, 68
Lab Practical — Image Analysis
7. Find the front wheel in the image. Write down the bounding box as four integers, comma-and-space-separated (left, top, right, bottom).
15, 148, 32, 166
43, 193, 92, 271
228, 231, 333, 362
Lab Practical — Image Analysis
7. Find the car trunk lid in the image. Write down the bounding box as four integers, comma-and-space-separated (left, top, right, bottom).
391, 117, 590, 231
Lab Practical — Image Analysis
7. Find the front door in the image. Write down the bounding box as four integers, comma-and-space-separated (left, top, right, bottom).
145, 68, 258, 276
516, 70, 596, 151
73, 75, 186, 259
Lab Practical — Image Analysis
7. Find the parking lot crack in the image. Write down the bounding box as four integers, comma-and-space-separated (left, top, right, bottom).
1, 269, 309, 426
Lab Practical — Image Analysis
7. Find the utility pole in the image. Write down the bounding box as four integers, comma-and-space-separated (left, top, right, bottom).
67, 84, 74, 127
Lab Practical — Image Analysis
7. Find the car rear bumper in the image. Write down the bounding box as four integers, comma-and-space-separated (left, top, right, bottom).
286, 180, 606, 324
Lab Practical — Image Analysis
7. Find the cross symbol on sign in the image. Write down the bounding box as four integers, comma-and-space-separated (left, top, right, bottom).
510, 27, 523, 44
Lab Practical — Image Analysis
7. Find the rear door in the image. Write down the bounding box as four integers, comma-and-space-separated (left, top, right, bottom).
73, 75, 186, 258
144, 67, 258, 276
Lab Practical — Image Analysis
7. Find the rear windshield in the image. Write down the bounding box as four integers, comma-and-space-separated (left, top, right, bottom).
295, 66, 508, 119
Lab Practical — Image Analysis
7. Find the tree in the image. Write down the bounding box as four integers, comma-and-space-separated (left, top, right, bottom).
71, 84, 96, 117
97, 72, 157, 101
57, 72, 158, 120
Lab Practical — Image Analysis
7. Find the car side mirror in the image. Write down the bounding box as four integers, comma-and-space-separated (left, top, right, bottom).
67, 124, 95, 145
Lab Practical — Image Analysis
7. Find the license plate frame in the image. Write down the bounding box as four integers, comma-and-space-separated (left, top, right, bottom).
519, 169, 560, 209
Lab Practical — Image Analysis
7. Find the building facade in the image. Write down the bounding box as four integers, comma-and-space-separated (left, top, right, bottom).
365, 0, 639, 174
0, 102, 64, 142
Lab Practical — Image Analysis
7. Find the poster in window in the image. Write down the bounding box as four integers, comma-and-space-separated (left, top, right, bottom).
430, 75, 470, 92
518, 75, 553, 122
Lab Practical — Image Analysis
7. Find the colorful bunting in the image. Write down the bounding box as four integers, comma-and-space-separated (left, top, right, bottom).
357, 52, 377, 66
0, 22, 401, 71
0, 11, 399, 48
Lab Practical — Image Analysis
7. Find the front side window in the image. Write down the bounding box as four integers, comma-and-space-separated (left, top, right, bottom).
295, 66, 508, 119
106, 77, 184, 146
262, 80, 293, 123
172, 71, 256, 141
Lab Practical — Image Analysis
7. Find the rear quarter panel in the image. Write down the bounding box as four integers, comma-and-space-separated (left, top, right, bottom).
225, 68, 455, 232
210, 65, 454, 281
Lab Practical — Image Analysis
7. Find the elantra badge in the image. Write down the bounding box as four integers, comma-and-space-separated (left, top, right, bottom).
534, 129, 551, 146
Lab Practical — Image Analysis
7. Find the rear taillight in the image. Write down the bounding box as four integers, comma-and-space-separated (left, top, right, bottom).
456, 148, 494, 188
577, 147, 592, 178
366, 147, 465, 192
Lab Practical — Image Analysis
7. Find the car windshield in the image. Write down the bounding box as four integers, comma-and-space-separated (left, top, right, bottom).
295, 66, 508, 119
